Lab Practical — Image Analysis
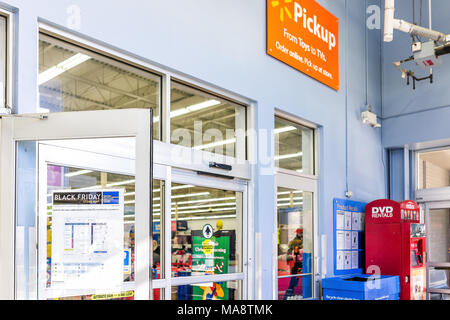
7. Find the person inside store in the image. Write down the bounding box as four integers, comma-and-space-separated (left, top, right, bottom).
152, 239, 160, 279
284, 228, 303, 299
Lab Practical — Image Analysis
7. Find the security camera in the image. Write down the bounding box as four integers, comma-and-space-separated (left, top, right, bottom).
361, 109, 381, 128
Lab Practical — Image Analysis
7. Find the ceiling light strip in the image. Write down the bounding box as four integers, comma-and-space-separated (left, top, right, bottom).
38, 53, 91, 85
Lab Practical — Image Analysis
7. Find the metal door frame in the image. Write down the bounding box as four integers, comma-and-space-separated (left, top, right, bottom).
0, 109, 152, 300
156, 167, 249, 300
274, 171, 319, 300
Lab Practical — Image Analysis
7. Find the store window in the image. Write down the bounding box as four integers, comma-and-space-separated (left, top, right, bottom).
274, 116, 314, 175
170, 81, 247, 159
417, 148, 450, 190
169, 183, 243, 279
38, 34, 161, 139
274, 113, 317, 300
276, 188, 314, 300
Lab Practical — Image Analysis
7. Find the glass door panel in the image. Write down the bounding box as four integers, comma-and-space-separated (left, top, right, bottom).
15, 138, 143, 300
1, 109, 152, 300
276, 187, 314, 300
165, 170, 247, 300
170, 183, 243, 278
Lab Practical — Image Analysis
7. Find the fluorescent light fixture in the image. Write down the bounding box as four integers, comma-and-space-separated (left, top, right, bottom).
65, 169, 93, 178
277, 190, 303, 195
72, 179, 135, 191
106, 179, 136, 187
171, 99, 221, 118
176, 196, 236, 205
38, 53, 91, 85
278, 197, 303, 202
153, 202, 236, 213
126, 192, 211, 206
173, 202, 236, 211
278, 202, 303, 208
172, 185, 194, 190
154, 207, 237, 216
193, 138, 237, 150
278, 201, 303, 205
172, 192, 209, 199
274, 126, 297, 134
73, 182, 194, 193
177, 214, 236, 221
152, 192, 209, 202
140, 214, 237, 221
174, 206, 236, 214
153, 184, 194, 193
275, 152, 303, 161
153, 100, 220, 122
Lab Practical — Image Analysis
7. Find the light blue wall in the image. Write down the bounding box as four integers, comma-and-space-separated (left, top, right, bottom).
2, 0, 386, 298
382, 0, 450, 148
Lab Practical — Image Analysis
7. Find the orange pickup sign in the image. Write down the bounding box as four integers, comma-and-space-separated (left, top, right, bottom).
267, 0, 340, 91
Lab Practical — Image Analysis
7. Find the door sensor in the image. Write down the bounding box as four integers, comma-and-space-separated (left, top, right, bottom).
209, 162, 232, 171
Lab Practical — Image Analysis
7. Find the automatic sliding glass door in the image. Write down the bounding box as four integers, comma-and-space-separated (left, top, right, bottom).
166, 170, 248, 300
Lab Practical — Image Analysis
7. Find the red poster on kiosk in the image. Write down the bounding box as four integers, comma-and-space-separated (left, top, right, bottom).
365, 199, 426, 300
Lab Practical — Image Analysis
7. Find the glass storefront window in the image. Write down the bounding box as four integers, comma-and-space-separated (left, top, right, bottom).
169, 183, 242, 278
418, 149, 450, 190
172, 280, 241, 300
274, 116, 314, 175
38, 35, 161, 139
277, 187, 313, 300
170, 81, 247, 159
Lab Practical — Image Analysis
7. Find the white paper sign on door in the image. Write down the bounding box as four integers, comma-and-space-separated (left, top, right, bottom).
51, 190, 124, 290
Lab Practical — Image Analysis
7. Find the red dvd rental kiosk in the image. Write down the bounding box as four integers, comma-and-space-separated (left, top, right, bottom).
365, 199, 426, 300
